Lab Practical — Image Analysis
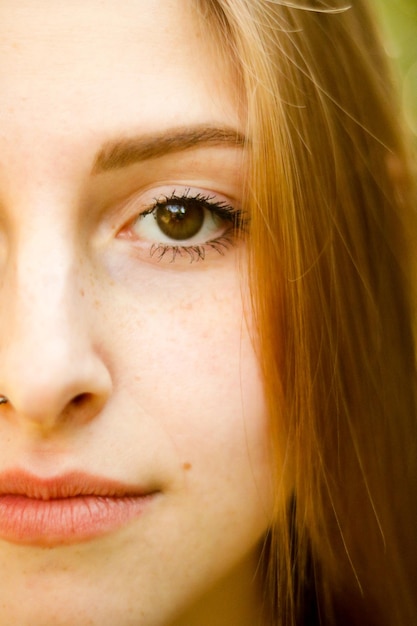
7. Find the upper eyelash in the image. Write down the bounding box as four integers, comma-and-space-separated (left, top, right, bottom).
141, 189, 247, 229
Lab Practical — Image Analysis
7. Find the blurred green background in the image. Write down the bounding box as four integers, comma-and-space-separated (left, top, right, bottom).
375, 0, 417, 135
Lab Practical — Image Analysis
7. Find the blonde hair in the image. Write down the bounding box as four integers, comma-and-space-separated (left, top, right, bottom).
199, 1, 417, 624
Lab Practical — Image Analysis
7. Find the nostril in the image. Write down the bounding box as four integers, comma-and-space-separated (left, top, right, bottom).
71, 393, 91, 407
65, 391, 105, 425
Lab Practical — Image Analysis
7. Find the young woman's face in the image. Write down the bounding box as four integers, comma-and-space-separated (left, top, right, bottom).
0, 2, 276, 624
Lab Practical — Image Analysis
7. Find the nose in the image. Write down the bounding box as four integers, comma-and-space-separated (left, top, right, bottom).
0, 220, 112, 435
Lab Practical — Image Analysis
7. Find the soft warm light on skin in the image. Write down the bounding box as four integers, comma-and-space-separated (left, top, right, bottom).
0, 2, 278, 625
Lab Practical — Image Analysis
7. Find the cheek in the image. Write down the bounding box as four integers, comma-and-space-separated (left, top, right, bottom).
102, 260, 274, 502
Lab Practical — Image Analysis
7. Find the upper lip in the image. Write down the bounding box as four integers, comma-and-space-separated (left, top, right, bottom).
0, 469, 152, 500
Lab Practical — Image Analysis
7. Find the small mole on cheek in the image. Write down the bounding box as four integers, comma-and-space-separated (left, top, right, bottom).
182, 462, 192, 471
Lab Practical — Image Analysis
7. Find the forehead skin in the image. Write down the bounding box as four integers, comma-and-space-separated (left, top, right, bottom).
0, 0, 242, 192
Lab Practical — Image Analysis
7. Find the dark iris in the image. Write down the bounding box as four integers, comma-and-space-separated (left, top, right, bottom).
155, 201, 205, 241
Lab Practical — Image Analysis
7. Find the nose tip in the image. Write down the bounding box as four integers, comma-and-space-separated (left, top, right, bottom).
0, 338, 112, 434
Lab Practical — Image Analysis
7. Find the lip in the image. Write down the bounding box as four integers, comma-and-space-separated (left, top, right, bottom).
0, 469, 157, 546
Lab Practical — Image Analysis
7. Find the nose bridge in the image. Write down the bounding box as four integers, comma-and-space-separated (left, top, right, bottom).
0, 205, 111, 429
8, 211, 79, 351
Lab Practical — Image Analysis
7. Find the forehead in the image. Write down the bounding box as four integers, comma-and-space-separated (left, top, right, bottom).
0, 0, 240, 156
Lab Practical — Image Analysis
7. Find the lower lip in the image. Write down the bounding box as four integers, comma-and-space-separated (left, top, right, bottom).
0, 494, 154, 546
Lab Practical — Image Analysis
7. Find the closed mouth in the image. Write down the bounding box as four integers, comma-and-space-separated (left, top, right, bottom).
0, 469, 158, 546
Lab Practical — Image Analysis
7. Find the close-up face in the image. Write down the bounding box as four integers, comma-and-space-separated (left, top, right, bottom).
0, 1, 278, 625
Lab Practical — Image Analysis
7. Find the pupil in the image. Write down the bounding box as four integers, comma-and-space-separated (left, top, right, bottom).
156, 202, 205, 241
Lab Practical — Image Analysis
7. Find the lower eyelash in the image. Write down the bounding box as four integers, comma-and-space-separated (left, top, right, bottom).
149, 234, 235, 263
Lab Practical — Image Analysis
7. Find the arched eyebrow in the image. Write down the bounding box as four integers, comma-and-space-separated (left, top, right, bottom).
91, 125, 247, 174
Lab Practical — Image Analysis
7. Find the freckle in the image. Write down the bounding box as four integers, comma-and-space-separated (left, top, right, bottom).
80, 288, 85, 297
180, 301, 194, 311
182, 462, 192, 471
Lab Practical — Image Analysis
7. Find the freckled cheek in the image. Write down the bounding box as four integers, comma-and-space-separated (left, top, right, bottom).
99, 269, 274, 511
103, 268, 263, 430
155, 294, 263, 442
161, 288, 248, 381
105, 266, 246, 370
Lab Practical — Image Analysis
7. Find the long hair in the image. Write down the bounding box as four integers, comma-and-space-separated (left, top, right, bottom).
198, 1, 417, 624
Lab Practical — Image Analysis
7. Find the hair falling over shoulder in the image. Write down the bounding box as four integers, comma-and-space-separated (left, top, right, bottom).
199, 1, 417, 624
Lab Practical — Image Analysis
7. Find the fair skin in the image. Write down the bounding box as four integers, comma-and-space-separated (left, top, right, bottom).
0, 1, 278, 625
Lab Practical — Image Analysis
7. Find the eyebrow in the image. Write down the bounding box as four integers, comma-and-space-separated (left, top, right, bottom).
91, 125, 247, 174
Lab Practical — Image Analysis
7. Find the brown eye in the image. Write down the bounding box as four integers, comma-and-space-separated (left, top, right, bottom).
155, 202, 204, 241
128, 190, 243, 261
